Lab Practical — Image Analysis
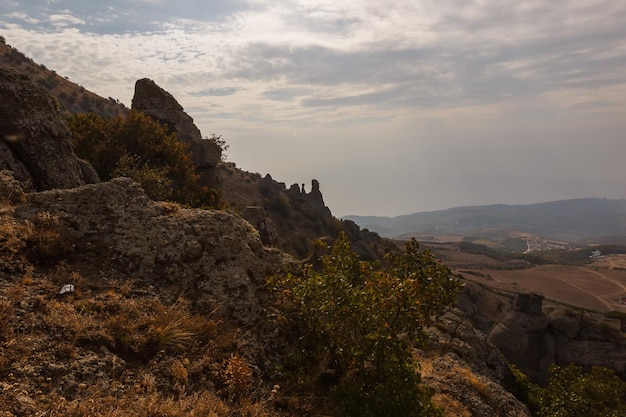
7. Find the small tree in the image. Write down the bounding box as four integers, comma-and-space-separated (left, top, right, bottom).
269, 233, 462, 416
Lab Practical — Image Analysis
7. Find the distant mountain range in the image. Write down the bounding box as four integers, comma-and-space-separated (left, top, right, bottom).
343, 198, 626, 244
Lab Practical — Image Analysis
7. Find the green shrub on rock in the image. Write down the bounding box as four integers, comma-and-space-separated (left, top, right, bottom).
67, 110, 221, 208
269, 233, 462, 416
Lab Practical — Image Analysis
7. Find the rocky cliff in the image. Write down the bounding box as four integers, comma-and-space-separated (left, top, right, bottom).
0, 67, 98, 191
0, 170, 533, 416
221, 164, 398, 261
488, 292, 626, 384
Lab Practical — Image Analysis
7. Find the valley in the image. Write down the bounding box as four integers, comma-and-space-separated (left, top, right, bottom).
420, 239, 626, 324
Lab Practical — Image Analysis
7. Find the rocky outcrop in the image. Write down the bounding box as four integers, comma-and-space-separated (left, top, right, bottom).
131, 78, 222, 190
488, 294, 552, 382
0, 67, 97, 191
419, 309, 530, 416
13, 177, 292, 324
305, 179, 332, 218
487, 292, 626, 383
0, 169, 26, 204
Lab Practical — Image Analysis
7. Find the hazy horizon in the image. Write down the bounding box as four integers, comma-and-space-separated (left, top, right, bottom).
2, 1, 625, 217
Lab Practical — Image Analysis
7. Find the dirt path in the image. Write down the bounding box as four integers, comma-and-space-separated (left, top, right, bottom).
552, 271, 614, 311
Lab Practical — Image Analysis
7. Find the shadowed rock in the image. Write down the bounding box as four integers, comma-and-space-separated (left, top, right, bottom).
0, 67, 97, 190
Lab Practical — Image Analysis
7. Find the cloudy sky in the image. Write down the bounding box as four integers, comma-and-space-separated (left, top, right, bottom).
1, 0, 625, 216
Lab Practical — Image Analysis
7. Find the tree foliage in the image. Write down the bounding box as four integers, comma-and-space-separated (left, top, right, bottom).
509, 363, 626, 417
269, 233, 462, 416
67, 110, 221, 207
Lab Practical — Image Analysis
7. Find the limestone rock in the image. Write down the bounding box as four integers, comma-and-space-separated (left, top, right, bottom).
131, 78, 201, 143
420, 309, 531, 416
488, 294, 552, 380
486, 293, 626, 383
0, 67, 97, 190
131, 78, 222, 189
305, 179, 331, 218
14, 177, 291, 325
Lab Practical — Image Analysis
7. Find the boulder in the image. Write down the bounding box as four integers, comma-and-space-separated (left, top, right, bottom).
0, 67, 97, 190
131, 78, 222, 189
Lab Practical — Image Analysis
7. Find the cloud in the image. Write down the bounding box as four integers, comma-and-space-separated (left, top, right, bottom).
1, 0, 625, 215
189, 87, 240, 97
48, 13, 86, 28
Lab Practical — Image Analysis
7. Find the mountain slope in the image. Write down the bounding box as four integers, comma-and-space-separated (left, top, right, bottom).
344, 198, 626, 242
0, 39, 127, 117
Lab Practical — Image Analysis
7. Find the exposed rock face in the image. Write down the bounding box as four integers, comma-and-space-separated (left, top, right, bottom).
419, 309, 531, 416
306, 179, 332, 218
131, 78, 222, 190
14, 177, 291, 325
241, 206, 279, 246
0, 67, 97, 190
488, 294, 552, 381
488, 292, 626, 383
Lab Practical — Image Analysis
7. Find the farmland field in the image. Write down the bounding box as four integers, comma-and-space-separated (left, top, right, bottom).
424, 242, 626, 313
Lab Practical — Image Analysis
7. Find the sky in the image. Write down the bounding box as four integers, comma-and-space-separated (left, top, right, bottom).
1, 0, 625, 217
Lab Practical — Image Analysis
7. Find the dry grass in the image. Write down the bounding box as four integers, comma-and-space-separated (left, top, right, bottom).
0, 264, 288, 417
0, 204, 287, 417
221, 353, 254, 399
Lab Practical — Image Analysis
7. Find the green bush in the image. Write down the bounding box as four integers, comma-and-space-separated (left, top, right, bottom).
67, 110, 222, 208
509, 363, 626, 417
269, 233, 462, 416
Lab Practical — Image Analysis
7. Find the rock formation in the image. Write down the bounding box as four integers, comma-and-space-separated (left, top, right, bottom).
0, 67, 97, 191
13, 177, 291, 325
131, 78, 222, 190
241, 206, 279, 246
488, 292, 626, 383
419, 309, 531, 416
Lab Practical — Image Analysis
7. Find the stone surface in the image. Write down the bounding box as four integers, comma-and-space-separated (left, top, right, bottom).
419, 309, 531, 417
486, 293, 626, 383
14, 177, 292, 324
241, 206, 279, 246
131, 78, 222, 189
0, 67, 96, 191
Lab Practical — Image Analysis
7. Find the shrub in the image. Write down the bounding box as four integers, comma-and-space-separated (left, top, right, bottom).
509, 363, 626, 416
269, 233, 462, 416
66, 110, 222, 208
